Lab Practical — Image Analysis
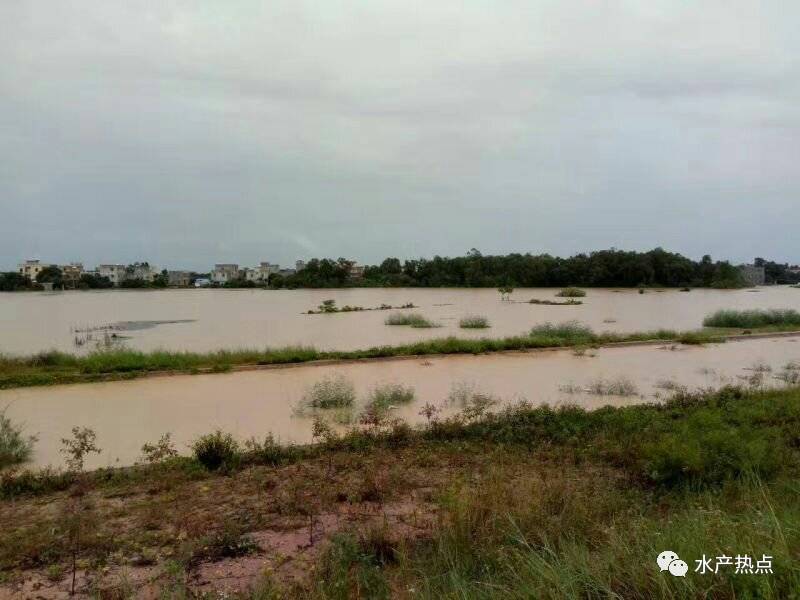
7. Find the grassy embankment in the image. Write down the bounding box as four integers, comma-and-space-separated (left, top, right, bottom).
3, 310, 800, 390
1, 384, 799, 597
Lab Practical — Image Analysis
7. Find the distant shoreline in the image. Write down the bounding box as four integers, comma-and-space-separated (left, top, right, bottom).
0, 284, 783, 293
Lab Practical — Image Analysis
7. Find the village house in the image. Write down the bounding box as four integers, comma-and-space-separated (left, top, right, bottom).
97, 264, 126, 286
211, 264, 239, 284
349, 263, 366, 280
18, 260, 50, 280
167, 271, 191, 287
127, 263, 158, 282
60, 263, 84, 287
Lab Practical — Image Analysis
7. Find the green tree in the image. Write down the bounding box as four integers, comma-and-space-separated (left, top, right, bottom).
36, 266, 63, 287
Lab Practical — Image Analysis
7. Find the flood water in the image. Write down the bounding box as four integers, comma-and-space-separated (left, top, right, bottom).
2, 336, 797, 469
1, 286, 799, 355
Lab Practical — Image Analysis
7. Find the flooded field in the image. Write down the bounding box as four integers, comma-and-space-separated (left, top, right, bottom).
2, 336, 798, 469
1, 286, 799, 355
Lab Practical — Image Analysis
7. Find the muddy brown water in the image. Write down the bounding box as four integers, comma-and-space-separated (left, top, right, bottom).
1, 286, 799, 355
2, 337, 798, 469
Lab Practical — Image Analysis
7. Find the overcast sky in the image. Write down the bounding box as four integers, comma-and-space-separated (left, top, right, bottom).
1, 1, 798, 271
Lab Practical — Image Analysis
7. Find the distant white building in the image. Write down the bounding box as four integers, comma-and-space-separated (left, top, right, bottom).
211, 264, 239, 284
128, 263, 158, 282
18, 260, 50, 280
97, 264, 126, 286
261, 262, 280, 276
60, 263, 84, 287
349, 263, 366, 280
295, 260, 306, 272
239, 267, 256, 282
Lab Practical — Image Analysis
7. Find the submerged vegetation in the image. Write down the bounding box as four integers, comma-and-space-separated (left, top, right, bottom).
305, 299, 416, 314
703, 308, 800, 328
4, 313, 800, 389
555, 287, 587, 298
2, 385, 800, 597
364, 383, 415, 412
0, 409, 37, 469
302, 374, 357, 410
384, 313, 439, 328
528, 298, 582, 305
458, 315, 490, 329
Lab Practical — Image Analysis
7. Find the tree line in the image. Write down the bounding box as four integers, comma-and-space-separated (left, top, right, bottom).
271, 248, 800, 289
3, 248, 798, 291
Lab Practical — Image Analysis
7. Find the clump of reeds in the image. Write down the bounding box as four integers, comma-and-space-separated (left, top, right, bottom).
703, 308, 800, 328
587, 377, 639, 396
459, 315, 491, 329
366, 383, 415, 411
360, 384, 417, 424
384, 313, 439, 328
529, 321, 595, 345
555, 287, 587, 298
0, 408, 37, 469
303, 374, 356, 409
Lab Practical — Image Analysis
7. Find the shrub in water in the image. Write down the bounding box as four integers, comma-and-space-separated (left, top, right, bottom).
367, 383, 415, 411
587, 377, 638, 396
304, 374, 356, 409
384, 313, 438, 328
0, 409, 37, 469
192, 430, 240, 471
703, 308, 800, 328
555, 287, 587, 298
459, 315, 491, 329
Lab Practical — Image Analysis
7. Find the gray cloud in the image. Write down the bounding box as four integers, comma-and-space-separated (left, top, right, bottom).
1, 0, 798, 270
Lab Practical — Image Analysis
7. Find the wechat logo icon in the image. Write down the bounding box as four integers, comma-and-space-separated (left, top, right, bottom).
657, 551, 688, 577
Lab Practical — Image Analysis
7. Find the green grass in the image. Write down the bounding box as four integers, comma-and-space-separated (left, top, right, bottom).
458, 315, 491, 329
311, 386, 800, 598
555, 287, 587, 298
703, 308, 800, 328
384, 313, 439, 328
2, 386, 800, 598
1, 320, 798, 391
